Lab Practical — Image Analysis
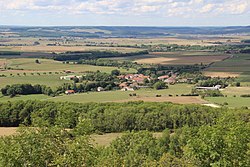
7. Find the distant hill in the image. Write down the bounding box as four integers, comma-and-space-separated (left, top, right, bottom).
1, 26, 250, 38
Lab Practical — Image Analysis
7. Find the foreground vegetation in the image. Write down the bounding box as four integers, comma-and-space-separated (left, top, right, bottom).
0, 101, 249, 166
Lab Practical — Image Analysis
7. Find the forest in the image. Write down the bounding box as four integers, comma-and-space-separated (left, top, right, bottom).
0, 101, 249, 166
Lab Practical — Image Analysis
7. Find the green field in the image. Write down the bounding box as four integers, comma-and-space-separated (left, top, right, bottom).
205, 97, 250, 108
0, 58, 136, 88
0, 58, 136, 73
0, 84, 195, 103
204, 86, 250, 108
0, 75, 71, 89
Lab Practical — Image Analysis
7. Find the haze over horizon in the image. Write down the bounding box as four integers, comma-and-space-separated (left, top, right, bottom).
0, 0, 250, 26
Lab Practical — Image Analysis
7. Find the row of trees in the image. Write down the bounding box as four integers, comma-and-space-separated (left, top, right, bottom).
77, 58, 143, 70
1, 84, 53, 97
54, 50, 149, 61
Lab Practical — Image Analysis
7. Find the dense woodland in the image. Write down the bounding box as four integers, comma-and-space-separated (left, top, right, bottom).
53, 50, 149, 61
0, 101, 249, 166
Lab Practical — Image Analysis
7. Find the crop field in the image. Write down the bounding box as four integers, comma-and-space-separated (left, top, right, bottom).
206, 54, 250, 73
112, 51, 229, 65
205, 54, 250, 82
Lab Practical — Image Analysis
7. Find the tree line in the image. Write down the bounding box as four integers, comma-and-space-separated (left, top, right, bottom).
1, 84, 53, 97
53, 50, 149, 61
0, 100, 249, 132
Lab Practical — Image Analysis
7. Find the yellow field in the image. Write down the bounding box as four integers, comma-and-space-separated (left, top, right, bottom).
203, 71, 241, 78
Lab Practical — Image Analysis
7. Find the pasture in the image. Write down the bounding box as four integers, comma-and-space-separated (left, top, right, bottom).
0, 58, 136, 88
205, 97, 250, 108
0, 84, 207, 105
0, 58, 136, 73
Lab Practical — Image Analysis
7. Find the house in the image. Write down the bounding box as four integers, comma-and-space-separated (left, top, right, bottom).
132, 77, 145, 84
65, 90, 75, 95
119, 82, 128, 88
97, 87, 104, 92
117, 75, 125, 79
158, 75, 169, 81
164, 78, 176, 85
121, 87, 134, 91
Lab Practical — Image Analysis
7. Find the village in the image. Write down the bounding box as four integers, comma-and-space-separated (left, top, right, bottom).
59, 70, 222, 95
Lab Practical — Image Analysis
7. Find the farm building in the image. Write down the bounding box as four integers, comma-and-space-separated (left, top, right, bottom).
119, 82, 129, 88
195, 85, 222, 90
158, 75, 169, 80
60, 75, 82, 80
121, 87, 135, 91
97, 87, 104, 92
164, 78, 176, 84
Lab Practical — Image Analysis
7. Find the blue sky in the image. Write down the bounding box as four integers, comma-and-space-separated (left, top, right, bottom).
0, 0, 249, 26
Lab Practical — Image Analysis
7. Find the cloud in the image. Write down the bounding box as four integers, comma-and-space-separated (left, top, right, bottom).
0, 0, 249, 17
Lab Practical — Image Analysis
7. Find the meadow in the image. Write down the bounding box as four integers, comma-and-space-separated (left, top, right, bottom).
0, 84, 206, 105
205, 97, 250, 108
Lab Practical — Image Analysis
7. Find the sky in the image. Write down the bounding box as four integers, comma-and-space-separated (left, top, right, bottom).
0, 0, 249, 26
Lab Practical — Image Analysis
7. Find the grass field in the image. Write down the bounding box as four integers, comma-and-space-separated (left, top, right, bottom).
204, 86, 250, 108
0, 84, 207, 105
0, 75, 71, 89
0, 58, 136, 73
112, 51, 229, 65
205, 97, 250, 108
222, 87, 250, 96
0, 58, 136, 88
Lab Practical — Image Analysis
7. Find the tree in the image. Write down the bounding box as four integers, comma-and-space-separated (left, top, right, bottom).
35, 59, 40, 64
184, 118, 250, 167
154, 81, 168, 90
0, 127, 97, 167
111, 69, 120, 76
